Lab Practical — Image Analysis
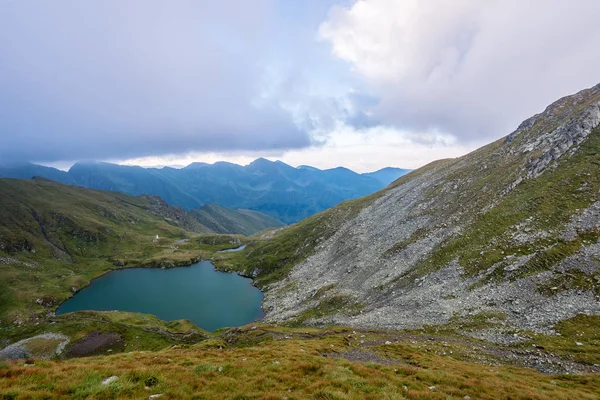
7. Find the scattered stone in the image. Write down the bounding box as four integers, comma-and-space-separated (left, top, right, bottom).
148, 395, 163, 399
101, 376, 119, 385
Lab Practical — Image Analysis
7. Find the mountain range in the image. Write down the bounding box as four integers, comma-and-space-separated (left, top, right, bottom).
0, 160, 410, 224
216, 83, 600, 340
1, 84, 599, 398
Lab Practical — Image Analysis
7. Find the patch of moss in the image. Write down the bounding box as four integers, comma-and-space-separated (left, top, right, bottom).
538, 269, 600, 296
383, 227, 430, 257
515, 314, 600, 365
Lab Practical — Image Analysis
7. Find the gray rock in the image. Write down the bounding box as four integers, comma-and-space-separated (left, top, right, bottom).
260, 84, 600, 338
101, 376, 119, 385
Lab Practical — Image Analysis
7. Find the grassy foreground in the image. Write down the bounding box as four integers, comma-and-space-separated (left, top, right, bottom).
1, 321, 599, 399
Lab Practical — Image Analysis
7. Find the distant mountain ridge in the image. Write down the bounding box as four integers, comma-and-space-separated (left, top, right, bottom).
0, 160, 410, 224
363, 167, 412, 185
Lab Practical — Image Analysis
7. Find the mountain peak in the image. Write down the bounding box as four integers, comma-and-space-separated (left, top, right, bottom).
248, 157, 273, 166
298, 165, 321, 171
503, 82, 600, 179
184, 162, 210, 169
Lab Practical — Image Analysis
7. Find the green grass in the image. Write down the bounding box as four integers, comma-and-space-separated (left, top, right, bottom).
0, 311, 209, 356
538, 270, 600, 296
514, 314, 600, 366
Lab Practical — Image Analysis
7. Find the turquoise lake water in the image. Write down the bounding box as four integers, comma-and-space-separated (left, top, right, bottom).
56, 260, 264, 332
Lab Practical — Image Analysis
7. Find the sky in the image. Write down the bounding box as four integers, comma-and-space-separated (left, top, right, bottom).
1, 0, 600, 173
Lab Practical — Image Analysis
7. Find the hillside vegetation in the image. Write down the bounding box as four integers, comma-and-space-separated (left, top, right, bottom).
190, 204, 284, 236
1, 318, 599, 399
0, 178, 244, 324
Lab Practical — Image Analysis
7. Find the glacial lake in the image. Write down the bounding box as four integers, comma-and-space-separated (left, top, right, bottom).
56, 260, 264, 332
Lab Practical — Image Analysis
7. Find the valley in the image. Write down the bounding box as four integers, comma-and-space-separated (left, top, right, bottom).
1, 84, 599, 399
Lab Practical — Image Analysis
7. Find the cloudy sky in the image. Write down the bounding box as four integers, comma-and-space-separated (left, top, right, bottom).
1, 0, 599, 172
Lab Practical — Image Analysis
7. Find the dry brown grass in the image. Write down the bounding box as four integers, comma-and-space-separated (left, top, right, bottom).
1, 329, 599, 399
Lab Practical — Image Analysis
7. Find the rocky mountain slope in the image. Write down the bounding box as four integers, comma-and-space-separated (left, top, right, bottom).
219, 83, 600, 339
0, 160, 410, 224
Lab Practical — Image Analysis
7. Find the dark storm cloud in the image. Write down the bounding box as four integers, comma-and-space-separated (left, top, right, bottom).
0, 0, 311, 163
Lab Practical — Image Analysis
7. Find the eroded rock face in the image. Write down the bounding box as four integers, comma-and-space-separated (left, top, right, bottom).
262, 83, 600, 334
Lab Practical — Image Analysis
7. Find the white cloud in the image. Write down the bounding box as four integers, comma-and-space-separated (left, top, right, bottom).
319, 0, 600, 141
115, 123, 476, 173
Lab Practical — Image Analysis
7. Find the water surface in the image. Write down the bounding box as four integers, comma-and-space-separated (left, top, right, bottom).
57, 261, 264, 332
217, 244, 246, 253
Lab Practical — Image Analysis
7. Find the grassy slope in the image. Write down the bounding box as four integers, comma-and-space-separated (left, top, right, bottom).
189, 203, 284, 236
1, 316, 599, 399
0, 175, 598, 397
0, 178, 244, 323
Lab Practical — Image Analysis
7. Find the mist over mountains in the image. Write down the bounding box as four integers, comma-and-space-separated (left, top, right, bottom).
0, 159, 410, 224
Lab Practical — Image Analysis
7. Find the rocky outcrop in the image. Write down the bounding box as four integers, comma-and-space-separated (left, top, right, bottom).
0, 333, 70, 360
